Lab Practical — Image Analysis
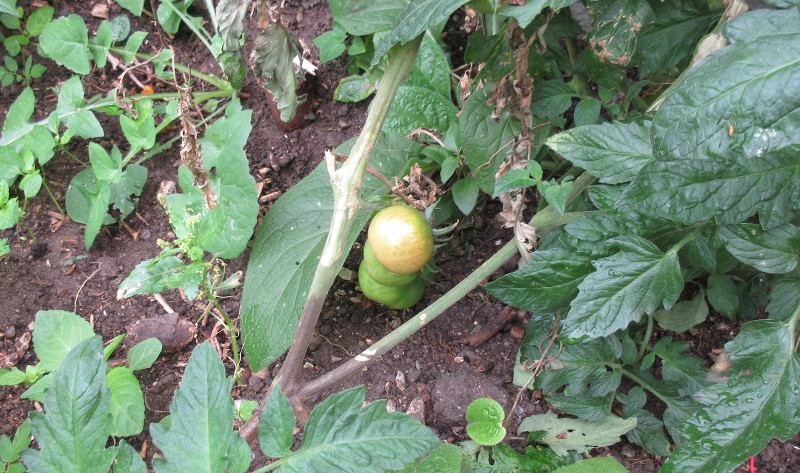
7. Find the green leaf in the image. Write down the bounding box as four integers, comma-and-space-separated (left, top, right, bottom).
651, 337, 710, 396
573, 98, 601, 127
0, 87, 56, 164
652, 32, 800, 161
706, 273, 739, 320
396, 443, 460, 473
372, 0, 469, 64
468, 444, 576, 473
661, 319, 800, 473
0, 0, 20, 17
384, 85, 457, 135
54, 76, 104, 141
257, 384, 295, 458
84, 181, 111, 250
88, 21, 112, 68
20, 372, 52, 402
117, 256, 188, 298
39, 15, 91, 74
546, 120, 653, 184
459, 87, 521, 194
0, 197, 21, 230
156, 0, 195, 35
547, 392, 613, 422
587, 0, 653, 66
275, 386, 439, 472
652, 290, 709, 333
313, 27, 347, 63
107, 366, 145, 437
334, 73, 378, 102
26, 7, 55, 37
466, 398, 506, 446
539, 178, 574, 215
252, 22, 303, 122
127, 338, 163, 371
716, 223, 799, 274
116, 0, 144, 16
120, 112, 156, 150
617, 387, 671, 456
32, 310, 94, 373
451, 175, 479, 215
150, 342, 250, 473
724, 7, 799, 44
88, 143, 122, 182
533, 80, 576, 123
0, 367, 27, 385
500, 0, 573, 28
241, 133, 418, 370
552, 457, 629, 473
21, 337, 117, 473
623, 145, 800, 226
165, 100, 257, 258
406, 32, 451, 100
766, 275, 800, 321
518, 411, 637, 457
563, 236, 684, 338
330, 0, 410, 36
485, 249, 595, 314
113, 441, 147, 473
19, 172, 41, 198
492, 169, 536, 197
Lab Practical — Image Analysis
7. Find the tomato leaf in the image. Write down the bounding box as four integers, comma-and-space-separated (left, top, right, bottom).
766, 275, 800, 321
661, 319, 800, 473
617, 387, 671, 456
563, 236, 683, 339
21, 337, 118, 473
150, 342, 250, 473
650, 337, 710, 396
547, 392, 613, 422
518, 411, 637, 457
270, 386, 439, 471
586, 0, 653, 66
716, 223, 799, 274
241, 133, 419, 370
546, 120, 654, 185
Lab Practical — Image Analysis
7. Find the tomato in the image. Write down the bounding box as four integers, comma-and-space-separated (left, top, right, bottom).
367, 205, 433, 274
358, 261, 424, 309
363, 240, 419, 287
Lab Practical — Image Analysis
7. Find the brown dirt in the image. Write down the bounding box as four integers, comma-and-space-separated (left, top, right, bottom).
1, 1, 798, 473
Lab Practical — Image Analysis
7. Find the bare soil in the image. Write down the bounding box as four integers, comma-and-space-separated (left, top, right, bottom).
1, 1, 797, 472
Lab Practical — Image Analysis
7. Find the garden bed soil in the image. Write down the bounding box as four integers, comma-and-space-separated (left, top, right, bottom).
1, 1, 798, 472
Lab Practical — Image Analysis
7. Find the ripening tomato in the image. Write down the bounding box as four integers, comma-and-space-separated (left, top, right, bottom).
363, 240, 419, 287
367, 205, 433, 274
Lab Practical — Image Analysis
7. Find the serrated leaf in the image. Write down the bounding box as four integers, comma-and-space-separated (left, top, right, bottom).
383, 85, 456, 135
372, 0, 469, 64
653, 291, 708, 333
396, 443, 460, 473
241, 133, 419, 370
54, 76, 103, 140
617, 387, 671, 456
32, 310, 94, 373
547, 392, 613, 422
127, 338, 163, 371
150, 342, 250, 473
469, 444, 576, 473
651, 337, 709, 396
661, 319, 800, 473
459, 87, 521, 194
485, 249, 595, 314
518, 411, 636, 456
716, 223, 799, 274
563, 236, 684, 339
546, 121, 653, 184
117, 256, 188, 298
253, 22, 304, 122
39, 15, 91, 74
258, 385, 295, 458
107, 366, 145, 437
587, 0, 653, 66
651, 32, 800, 161
21, 337, 117, 473
766, 275, 800, 321
552, 457, 629, 473
275, 386, 439, 472
113, 441, 147, 473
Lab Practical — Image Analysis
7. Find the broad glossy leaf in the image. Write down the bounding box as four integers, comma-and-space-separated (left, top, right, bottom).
334, 73, 378, 102
766, 275, 800, 321
662, 319, 800, 473
587, 0, 652, 66
622, 145, 800, 226
276, 386, 439, 472
724, 7, 800, 44
241, 133, 419, 370
54, 76, 103, 140
706, 273, 739, 320
518, 411, 636, 456
372, 0, 469, 64
465, 398, 506, 446
451, 175, 479, 215
21, 337, 117, 473
150, 342, 250, 473
252, 22, 303, 122
405, 33, 451, 100
546, 121, 653, 184
716, 223, 799, 274
384, 85, 456, 135
330, 0, 410, 36
107, 366, 145, 436
485, 248, 595, 314
32, 310, 94, 373
563, 236, 683, 339
459, 87, 521, 194
500, 0, 578, 28
533, 80, 575, 121
652, 33, 800, 161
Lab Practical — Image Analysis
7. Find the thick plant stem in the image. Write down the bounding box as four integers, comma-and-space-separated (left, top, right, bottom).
238, 38, 423, 443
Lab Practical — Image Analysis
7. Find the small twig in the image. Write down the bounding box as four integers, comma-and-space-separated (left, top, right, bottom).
472, 137, 516, 175
458, 306, 518, 347
74, 266, 101, 314
153, 293, 176, 314
504, 311, 562, 428
332, 153, 417, 206
407, 128, 446, 147
318, 333, 354, 357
